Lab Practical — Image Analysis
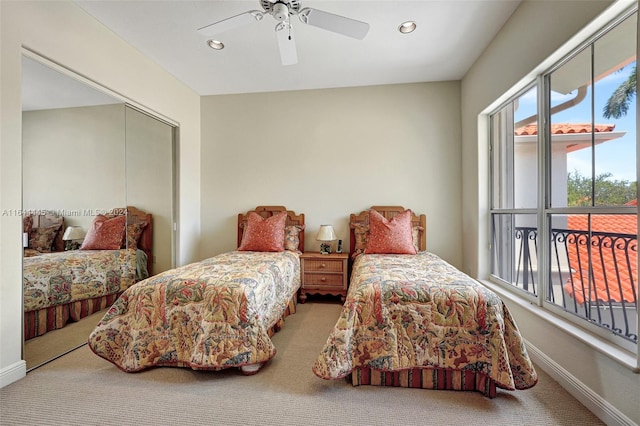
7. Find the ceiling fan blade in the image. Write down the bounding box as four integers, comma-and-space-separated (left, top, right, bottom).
275, 22, 297, 66
197, 10, 264, 37
297, 8, 369, 40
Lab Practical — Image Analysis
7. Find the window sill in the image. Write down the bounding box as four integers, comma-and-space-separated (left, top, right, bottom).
480, 279, 639, 373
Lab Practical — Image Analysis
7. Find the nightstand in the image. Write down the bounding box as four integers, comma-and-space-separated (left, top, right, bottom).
299, 252, 349, 303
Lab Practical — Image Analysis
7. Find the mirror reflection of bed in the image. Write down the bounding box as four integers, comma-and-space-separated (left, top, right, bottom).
23, 207, 153, 368
21, 54, 176, 371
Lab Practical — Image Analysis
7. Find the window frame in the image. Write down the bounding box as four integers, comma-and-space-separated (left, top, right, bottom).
488, 5, 639, 360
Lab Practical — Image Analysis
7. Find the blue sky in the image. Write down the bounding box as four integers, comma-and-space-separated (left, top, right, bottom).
515, 62, 636, 182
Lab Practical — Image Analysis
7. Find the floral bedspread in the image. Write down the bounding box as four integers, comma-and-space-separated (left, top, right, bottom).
88, 250, 301, 372
313, 252, 538, 390
23, 249, 137, 312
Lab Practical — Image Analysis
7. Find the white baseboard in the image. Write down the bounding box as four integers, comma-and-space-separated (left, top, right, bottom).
525, 341, 636, 426
0, 360, 26, 389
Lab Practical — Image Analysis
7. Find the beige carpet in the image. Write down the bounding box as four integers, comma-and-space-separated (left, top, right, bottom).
2, 302, 603, 426
24, 309, 108, 370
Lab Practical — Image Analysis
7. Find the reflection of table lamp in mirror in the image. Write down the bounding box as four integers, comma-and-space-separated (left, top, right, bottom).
62, 226, 84, 250
23, 232, 29, 248
316, 225, 337, 255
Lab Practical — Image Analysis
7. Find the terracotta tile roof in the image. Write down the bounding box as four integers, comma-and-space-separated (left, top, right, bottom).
564, 212, 637, 304
515, 123, 616, 136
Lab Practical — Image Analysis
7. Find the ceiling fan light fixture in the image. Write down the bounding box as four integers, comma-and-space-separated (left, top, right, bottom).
272, 3, 289, 21
197, 1, 370, 65
207, 39, 225, 50
399, 21, 417, 34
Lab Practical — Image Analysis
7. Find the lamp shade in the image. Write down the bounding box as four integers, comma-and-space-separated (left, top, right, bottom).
316, 225, 337, 242
62, 226, 84, 241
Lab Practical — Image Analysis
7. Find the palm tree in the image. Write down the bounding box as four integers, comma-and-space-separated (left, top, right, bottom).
602, 64, 636, 119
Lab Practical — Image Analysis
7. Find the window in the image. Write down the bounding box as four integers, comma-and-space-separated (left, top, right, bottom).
491, 85, 539, 298
490, 10, 637, 348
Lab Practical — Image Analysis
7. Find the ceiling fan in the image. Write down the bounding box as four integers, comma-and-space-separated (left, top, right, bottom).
197, 0, 370, 66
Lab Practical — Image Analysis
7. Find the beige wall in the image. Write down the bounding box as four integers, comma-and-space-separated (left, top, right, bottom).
461, 0, 639, 423
23, 104, 127, 231
1, 0, 200, 387
23, 104, 175, 274
200, 82, 463, 265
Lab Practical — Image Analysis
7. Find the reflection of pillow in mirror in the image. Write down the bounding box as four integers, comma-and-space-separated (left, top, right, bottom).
122, 222, 147, 250
23, 215, 33, 234
238, 211, 287, 252
81, 215, 126, 250
284, 224, 305, 253
364, 209, 417, 255
29, 225, 61, 253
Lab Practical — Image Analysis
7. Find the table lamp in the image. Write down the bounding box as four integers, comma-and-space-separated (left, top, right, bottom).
62, 226, 84, 250
316, 224, 337, 254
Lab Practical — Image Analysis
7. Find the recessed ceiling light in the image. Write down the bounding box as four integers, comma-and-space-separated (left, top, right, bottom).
207, 40, 224, 50
398, 21, 416, 34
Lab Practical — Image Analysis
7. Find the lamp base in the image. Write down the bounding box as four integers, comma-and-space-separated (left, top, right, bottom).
319, 242, 332, 254
65, 241, 81, 251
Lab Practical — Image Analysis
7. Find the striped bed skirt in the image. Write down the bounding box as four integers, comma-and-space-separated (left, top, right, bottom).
24, 293, 120, 340
350, 367, 497, 398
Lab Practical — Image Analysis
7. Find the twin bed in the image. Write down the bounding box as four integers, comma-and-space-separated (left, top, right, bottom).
86, 205, 536, 397
23, 206, 152, 340
88, 206, 304, 374
312, 206, 538, 397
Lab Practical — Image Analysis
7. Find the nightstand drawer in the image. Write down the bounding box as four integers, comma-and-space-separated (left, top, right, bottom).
303, 273, 344, 287
304, 259, 344, 273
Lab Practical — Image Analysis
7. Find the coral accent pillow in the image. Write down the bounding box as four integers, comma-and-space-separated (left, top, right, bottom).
238, 211, 287, 252
81, 215, 126, 250
352, 223, 423, 258
364, 209, 417, 255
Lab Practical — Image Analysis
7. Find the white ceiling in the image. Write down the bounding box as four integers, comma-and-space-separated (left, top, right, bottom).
72, 0, 522, 97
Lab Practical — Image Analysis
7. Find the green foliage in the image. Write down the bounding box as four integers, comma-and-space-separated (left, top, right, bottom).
567, 170, 637, 206
602, 65, 636, 119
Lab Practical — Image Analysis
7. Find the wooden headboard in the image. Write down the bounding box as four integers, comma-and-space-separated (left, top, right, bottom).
124, 206, 153, 275
237, 206, 305, 251
349, 206, 426, 254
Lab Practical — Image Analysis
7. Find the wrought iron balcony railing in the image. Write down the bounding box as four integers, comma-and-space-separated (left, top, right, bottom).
514, 226, 638, 343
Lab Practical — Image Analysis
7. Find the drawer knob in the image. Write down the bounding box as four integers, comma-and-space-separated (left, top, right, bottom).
321, 277, 326, 282
320, 263, 326, 268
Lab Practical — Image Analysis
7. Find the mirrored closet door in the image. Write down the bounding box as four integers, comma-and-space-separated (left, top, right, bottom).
22, 54, 175, 371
